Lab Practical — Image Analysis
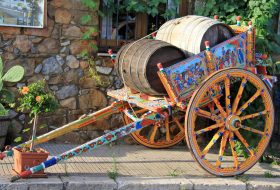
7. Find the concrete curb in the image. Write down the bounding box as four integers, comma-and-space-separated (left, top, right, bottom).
1, 176, 280, 190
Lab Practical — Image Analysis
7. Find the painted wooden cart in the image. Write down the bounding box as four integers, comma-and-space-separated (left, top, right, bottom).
0, 15, 276, 181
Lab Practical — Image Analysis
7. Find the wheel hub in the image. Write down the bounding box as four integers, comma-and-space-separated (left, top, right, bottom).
225, 115, 241, 131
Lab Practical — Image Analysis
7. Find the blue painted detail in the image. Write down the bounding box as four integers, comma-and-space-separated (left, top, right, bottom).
241, 108, 244, 112
201, 155, 205, 159
219, 156, 223, 161
213, 140, 217, 143
218, 132, 223, 136
32, 164, 44, 173
135, 122, 142, 130
43, 157, 57, 168
228, 104, 231, 109
227, 95, 231, 99
6, 150, 13, 157
242, 83, 246, 87
155, 114, 161, 119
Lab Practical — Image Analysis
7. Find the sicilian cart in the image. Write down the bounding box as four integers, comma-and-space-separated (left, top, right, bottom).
0, 15, 276, 181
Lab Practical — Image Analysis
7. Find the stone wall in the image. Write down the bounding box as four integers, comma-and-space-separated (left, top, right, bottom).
0, 0, 126, 145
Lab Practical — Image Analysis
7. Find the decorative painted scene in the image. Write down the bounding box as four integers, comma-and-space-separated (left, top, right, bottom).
0, 0, 44, 28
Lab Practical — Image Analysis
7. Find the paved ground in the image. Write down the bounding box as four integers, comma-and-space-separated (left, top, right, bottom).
0, 143, 280, 190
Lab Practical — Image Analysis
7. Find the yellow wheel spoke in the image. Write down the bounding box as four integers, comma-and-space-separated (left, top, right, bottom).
210, 93, 227, 118
208, 102, 215, 113
225, 77, 232, 115
135, 109, 148, 114
196, 108, 221, 121
165, 118, 171, 142
216, 131, 229, 168
234, 130, 255, 156
202, 128, 225, 156
149, 125, 158, 143
232, 78, 247, 113
173, 117, 184, 132
240, 110, 267, 121
195, 122, 225, 135
236, 90, 261, 115
240, 125, 264, 135
229, 132, 239, 168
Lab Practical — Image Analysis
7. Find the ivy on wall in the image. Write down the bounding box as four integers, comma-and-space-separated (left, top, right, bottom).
195, 0, 280, 54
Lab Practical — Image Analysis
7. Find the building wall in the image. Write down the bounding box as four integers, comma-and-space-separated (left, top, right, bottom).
0, 0, 126, 145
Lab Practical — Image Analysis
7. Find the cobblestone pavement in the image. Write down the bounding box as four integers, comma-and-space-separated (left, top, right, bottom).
0, 143, 279, 190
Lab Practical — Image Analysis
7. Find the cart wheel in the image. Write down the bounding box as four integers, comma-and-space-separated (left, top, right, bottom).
185, 68, 274, 176
124, 108, 185, 148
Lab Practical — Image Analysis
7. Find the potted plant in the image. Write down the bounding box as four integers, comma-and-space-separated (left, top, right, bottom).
13, 80, 58, 177
0, 56, 24, 150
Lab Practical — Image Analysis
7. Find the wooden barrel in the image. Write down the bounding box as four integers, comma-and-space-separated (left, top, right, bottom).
156, 15, 234, 56
116, 39, 186, 95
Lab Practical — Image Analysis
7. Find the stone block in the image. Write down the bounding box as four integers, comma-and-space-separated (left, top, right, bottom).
79, 76, 96, 89
56, 85, 78, 100
38, 38, 59, 54
80, 60, 89, 69
66, 55, 79, 68
55, 9, 72, 24
62, 176, 117, 190
0, 27, 21, 35
189, 177, 246, 190
13, 35, 31, 53
23, 19, 54, 37
41, 57, 63, 75
64, 69, 80, 83
60, 97, 77, 109
117, 177, 193, 190
62, 26, 83, 38
79, 89, 107, 109
69, 40, 91, 55
27, 176, 64, 190
27, 75, 44, 84
48, 75, 64, 85
0, 176, 28, 190
247, 177, 280, 190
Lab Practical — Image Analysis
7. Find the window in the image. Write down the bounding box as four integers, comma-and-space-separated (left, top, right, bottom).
98, 0, 189, 52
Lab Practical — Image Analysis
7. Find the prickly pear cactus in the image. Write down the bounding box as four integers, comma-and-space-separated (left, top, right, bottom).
0, 57, 25, 116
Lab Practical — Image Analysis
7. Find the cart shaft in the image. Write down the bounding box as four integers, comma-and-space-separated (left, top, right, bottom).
11, 111, 161, 181
0, 101, 126, 160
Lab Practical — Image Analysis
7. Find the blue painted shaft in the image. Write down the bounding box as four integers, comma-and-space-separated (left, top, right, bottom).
28, 113, 160, 174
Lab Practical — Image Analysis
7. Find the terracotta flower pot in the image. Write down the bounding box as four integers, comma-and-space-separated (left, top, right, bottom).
13, 148, 49, 178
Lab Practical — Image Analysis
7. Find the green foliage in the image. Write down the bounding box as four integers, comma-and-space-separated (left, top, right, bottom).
168, 168, 180, 177
264, 171, 275, 178
0, 56, 24, 116
196, 0, 280, 54
18, 80, 59, 118
235, 174, 250, 182
88, 59, 110, 87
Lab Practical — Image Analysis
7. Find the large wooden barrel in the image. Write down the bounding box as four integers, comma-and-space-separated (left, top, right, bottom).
156, 15, 235, 56
116, 39, 186, 95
